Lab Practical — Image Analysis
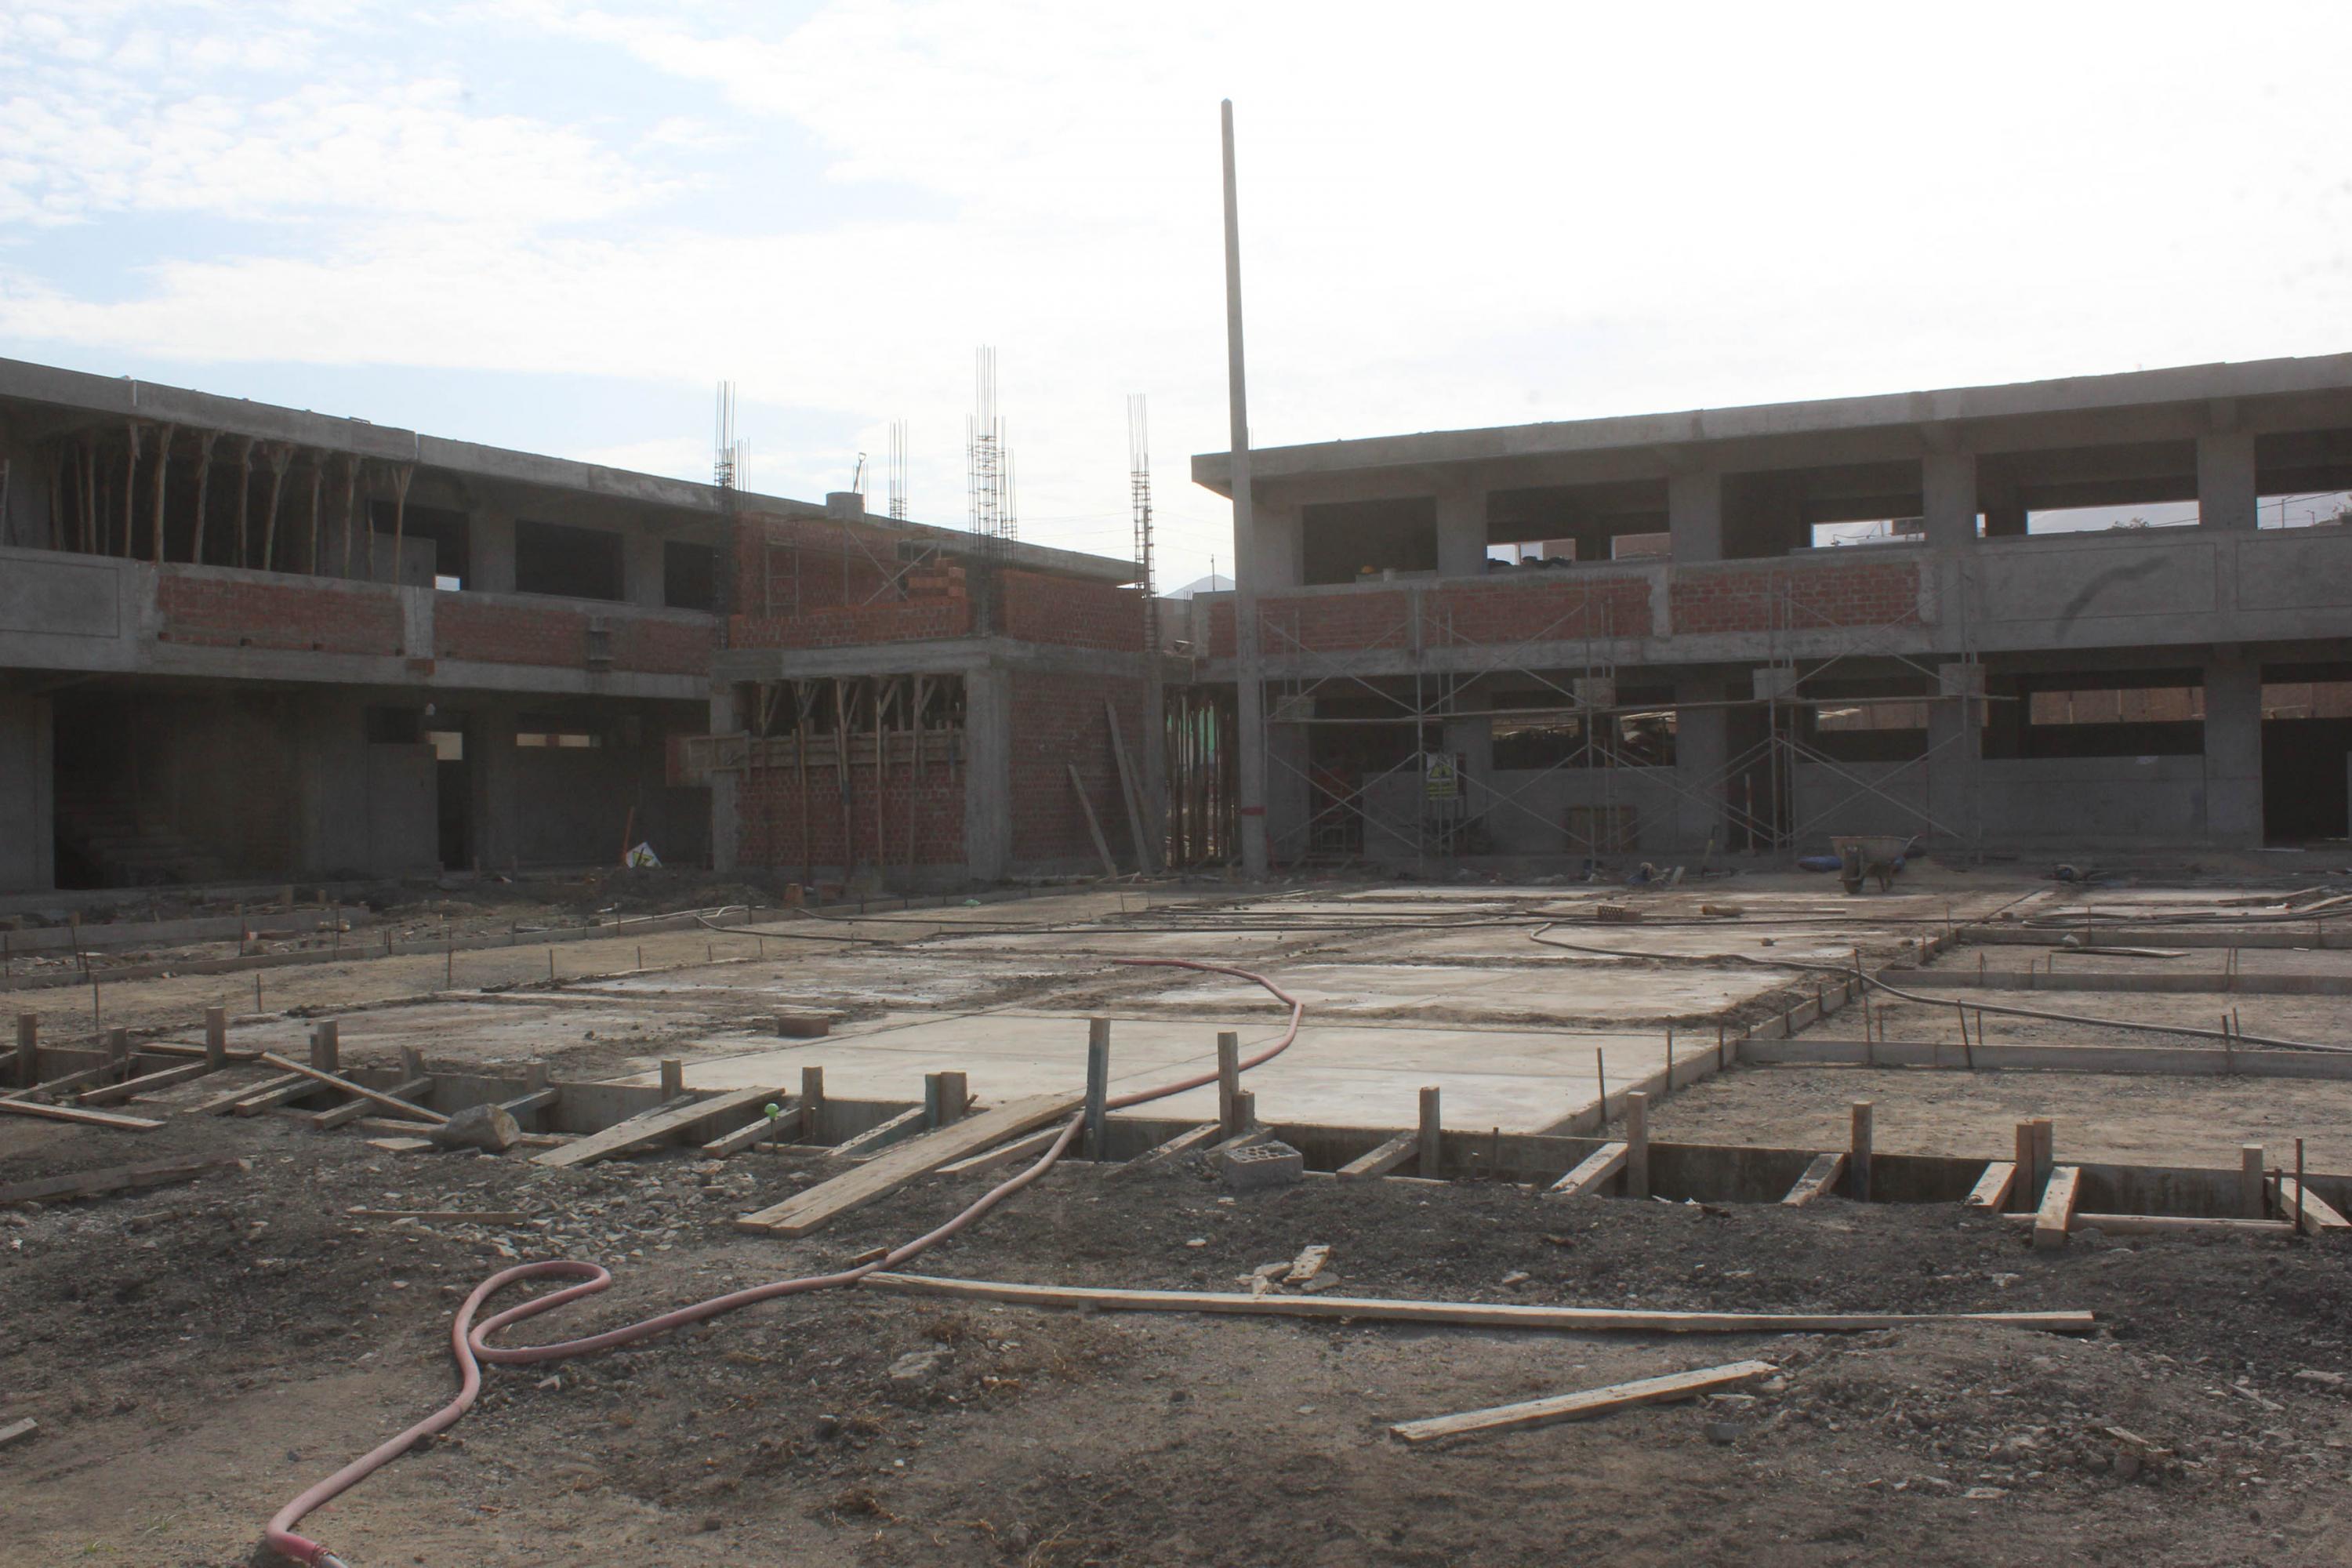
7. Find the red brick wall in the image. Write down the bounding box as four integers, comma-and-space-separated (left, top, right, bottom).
156, 572, 404, 655
437, 598, 714, 674
735, 741, 967, 872
1669, 559, 1920, 636
1009, 669, 1147, 866
1206, 577, 1650, 658
1000, 570, 1145, 652
729, 597, 973, 650
734, 518, 904, 619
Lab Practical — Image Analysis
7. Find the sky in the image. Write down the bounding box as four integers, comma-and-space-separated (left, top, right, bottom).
5, 2, 2351, 589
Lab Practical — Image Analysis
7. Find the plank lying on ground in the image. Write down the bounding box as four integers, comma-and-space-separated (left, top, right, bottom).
737, 1094, 1080, 1236
860, 1274, 2100, 1334
347, 1114, 568, 1149
1546, 1142, 1628, 1198
1338, 1133, 1418, 1182
74, 1059, 215, 1106
1120, 1121, 1224, 1174
233, 1076, 330, 1117
200, 1072, 307, 1116
314, 1076, 430, 1131
0, 1417, 34, 1449
935, 1123, 1068, 1178
2274, 1178, 2352, 1236
533, 1087, 777, 1169
1782, 1152, 1847, 1207
1392, 1359, 1780, 1445
829, 1105, 927, 1160
1998, 1211, 2297, 1237
0, 1155, 247, 1207
1964, 1161, 2017, 1212
702, 1099, 801, 1157
0, 1097, 161, 1131
2035, 1166, 2082, 1252
348, 1209, 529, 1225
256, 1051, 448, 1125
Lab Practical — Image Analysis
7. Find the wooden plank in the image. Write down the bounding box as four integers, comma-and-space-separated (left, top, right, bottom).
312, 1076, 430, 1131
1998, 1210, 2298, 1238
348, 1114, 568, 1149
1115, 1120, 1222, 1176
1781, 1151, 1847, 1207
935, 1123, 1069, 1178
199, 1072, 305, 1116
861, 1272, 2099, 1334
0, 1417, 34, 1449
255, 1051, 447, 1125
233, 1076, 330, 1117
702, 1100, 803, 1157
1964, 1161, 2017, 1212
829, 1105, 927, 1160
735, 1094, 1080, 1236
1067, 762, 1118, 880
1338, 1133, 1418, 1182
74, 1058, 214, 1106
498, 1087, 559, 1118
2274, 1178, 2352, 1235
532, 1086, 777, 1170
0, 1154, 247, 1207
1391, 1359, 1780, 1445
1546, 1142, 1628, 1198
2034, 1165, 2082, 1251
1105, 696, 1156, 874
0, 1097, 161, 1131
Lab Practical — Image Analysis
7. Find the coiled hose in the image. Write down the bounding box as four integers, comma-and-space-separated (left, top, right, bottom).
263, 956, 1304, 1567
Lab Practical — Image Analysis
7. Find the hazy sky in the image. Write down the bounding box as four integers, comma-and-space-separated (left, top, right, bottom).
5, 2, 2350, 586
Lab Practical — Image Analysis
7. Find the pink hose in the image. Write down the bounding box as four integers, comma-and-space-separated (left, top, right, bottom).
265, 957, 1303, 1566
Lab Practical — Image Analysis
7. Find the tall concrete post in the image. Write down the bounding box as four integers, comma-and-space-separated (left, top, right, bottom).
2204, 654, 2263, 845
709, 684, 740, 873
1921, 452, 1978, 552
1666, 471, 1722, 563
1928, 663, 1985, 853
1221, 99, 1269, 878
2198, 431, 2258, 532
964, 665, 1014, 880
1433, 469, 1487, 577
1673, 673, 1730, 855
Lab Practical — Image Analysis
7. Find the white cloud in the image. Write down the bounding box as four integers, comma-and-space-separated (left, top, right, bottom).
5, 0, 2352, 586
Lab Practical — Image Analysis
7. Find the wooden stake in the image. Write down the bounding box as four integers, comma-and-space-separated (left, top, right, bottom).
800, 1065, 826, 1141
660, 1058, 684, 1100
1624, 1090, 1650, 1199
309, 1020, 339, 1075
13, 1014, 35, 1091
2241, 1144, 2267, 1219
1417, 1085, 1442, 1178
1083, 1018, 1111, 1158
1849, 1100, 1874, 1201
1215, 1030, 1240, 1137
1594, 1046, 1606, 1113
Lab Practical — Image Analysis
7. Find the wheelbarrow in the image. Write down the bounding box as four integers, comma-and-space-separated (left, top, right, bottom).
1829, 834, 1914, 895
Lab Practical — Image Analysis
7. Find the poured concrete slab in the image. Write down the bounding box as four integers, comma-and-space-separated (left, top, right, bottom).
1120, 962, 1782, 1023
631, 1011, 1674, 1134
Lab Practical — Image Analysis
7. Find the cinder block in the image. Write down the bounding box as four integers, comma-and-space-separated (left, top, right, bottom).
1223, 1139, 1305, 1193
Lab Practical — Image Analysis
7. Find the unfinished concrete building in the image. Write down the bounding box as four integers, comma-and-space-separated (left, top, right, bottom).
0, 357, 1151, 897
1189, 354, 2352, 866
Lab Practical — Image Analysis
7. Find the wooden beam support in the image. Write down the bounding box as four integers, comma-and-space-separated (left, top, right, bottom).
1116, 1120, 1222, 1174
312, 1076, 430, 1131
256, 1051, 446, 1125
1338, 1132, 1417, 1182
737, 1094, 1082, 1236
532, 1087, 777, 1170
1963, 1161, 2017, 1212
702, 1098, 802, 1158
2034, 1165, 2082, 1251
2274, 1178, 2352, 1235
1546, 1142, 1629, 1199
829, 1105, 928, 1160
1391, 1359, 1780, 1445
75, 1058, 214, 1107
936, 1123, 1069, 1178
202, 1072, 309, 1116
0, 1098, 161, 1131
1781, 1152, 1847, 1207
1068, 762, 1118, 879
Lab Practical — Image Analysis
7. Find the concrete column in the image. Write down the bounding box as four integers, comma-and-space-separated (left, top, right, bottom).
1666, 471, 1722, 563
1921, 453, 1978, 550
0, 693, 53, 893
1442, 688, 1494, 824
1927, 664, 1985, 848
1432, 470, 1487, 578
2198, 432, 2258, 532
625, 530, 665, 607
474, 700, 521, 873
962, 666, 1012, 880
470, 510, 517, 593
1980, 470, 2027, 538
2204, 655, 2263, 845
1672, 673, 1729, 854
1264, 719, 1311, 865
1250, 495, 1304, 590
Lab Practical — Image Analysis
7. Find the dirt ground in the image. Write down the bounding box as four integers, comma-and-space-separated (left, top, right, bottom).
9, 868, 2352, 1566
7, 1112, 2352, 1568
